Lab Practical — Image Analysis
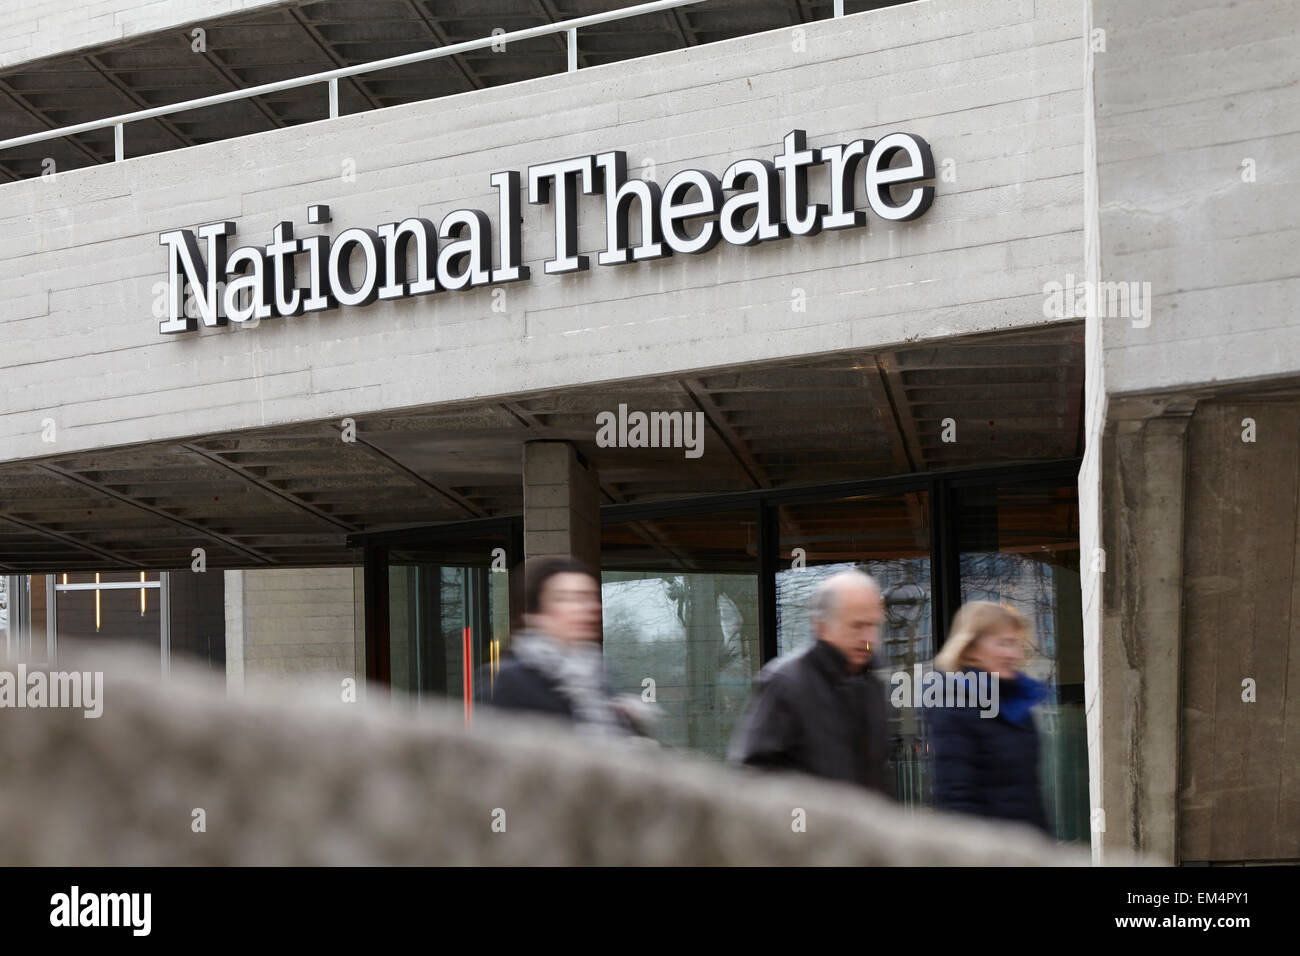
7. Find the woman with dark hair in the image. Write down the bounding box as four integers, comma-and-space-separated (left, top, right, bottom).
487, 555, 654, 739
928, 600, 1051, 835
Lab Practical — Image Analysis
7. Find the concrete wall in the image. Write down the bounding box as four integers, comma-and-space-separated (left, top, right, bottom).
522, 441, 600, 571
0, 645, 1111, 865
1084, 0, 1300, 864
1096, 397, 1191, 864
0, 0, 1086, 467
0, 0, 294, 70
223, 565, 361, 694
1093, 0, 1300, 396
1078, 0, 1106, 864
1180, 398, 1300, 863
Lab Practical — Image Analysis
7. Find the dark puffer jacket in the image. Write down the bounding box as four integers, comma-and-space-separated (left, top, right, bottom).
487, 657, 574, 717
927, 671, 1051, 834
728, 638, 891, 795
483, 656, 646, 736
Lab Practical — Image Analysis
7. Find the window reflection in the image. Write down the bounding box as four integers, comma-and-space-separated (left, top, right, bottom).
601, 511, 760, 757
388, 531, 513, 718
954, 481, 1087, 842
54, 571, 161, 649
369, 473, 1088, 836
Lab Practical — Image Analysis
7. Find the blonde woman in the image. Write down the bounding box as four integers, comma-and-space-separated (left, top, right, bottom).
928, 600, 1051, 834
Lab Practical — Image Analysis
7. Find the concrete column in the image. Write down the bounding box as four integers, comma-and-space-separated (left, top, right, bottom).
1095, 398, 1193, 863
223, 569, 246, 695
352, 567, 367, 697
522, 441, 600, 572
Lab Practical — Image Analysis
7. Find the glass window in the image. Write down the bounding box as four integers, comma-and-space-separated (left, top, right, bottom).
362, 467, 1087, 838
954, 480, 1087, 842
53, 571, 161, 651
0, 575, 13, 655
387, 529, 513, 717
601, 510, 761, 757
166, 572, 226, 669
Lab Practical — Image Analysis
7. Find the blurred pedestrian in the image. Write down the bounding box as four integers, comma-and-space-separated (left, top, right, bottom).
485, 555, 655, 739
928, 600, 1051, 834
727, 569, 890, 795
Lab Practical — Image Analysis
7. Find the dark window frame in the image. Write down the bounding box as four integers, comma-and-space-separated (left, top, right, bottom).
351, 459, 1082, 680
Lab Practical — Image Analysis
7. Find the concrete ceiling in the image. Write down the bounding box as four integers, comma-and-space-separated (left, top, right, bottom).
0, 0, 909, 181
0, 323, 1086, 573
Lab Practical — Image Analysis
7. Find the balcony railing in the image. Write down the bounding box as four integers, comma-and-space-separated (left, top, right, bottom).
0, 0, 850, 174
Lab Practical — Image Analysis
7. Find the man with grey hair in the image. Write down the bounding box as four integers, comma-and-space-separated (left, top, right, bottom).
727, 568, 891, 795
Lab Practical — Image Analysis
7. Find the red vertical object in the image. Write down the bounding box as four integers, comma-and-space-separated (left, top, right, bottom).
463, 626, 473, 727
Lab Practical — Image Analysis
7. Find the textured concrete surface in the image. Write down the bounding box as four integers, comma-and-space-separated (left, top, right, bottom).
0, 0, 295, 70
1097, 403, 1191, 864
223, 566, 361, 695
1093, 0, 1300, 395
523, 441, 600, 570
0, 646, 1121, 865
0, 0, 1086, 466
1081, 0, 1300, 863
1179, 398, 1300, 862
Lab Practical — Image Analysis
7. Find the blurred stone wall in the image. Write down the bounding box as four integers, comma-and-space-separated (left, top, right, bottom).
0, 648, 1125, 866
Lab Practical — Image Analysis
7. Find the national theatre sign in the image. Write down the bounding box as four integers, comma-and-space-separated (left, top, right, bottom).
156, 129, 935, 335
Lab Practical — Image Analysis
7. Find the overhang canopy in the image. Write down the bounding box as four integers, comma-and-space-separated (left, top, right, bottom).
0, 323, 1084, 572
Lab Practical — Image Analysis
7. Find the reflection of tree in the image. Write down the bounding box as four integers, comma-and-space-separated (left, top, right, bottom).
601, 573, 759, 757
777, 559, 932, 668
959, 552, 1059, 683
665, 576, 686, 626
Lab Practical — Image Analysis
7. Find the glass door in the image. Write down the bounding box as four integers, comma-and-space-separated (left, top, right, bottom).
386, 527, 514, 722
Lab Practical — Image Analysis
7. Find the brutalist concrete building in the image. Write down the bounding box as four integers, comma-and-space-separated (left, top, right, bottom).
0, 0, 1295, 865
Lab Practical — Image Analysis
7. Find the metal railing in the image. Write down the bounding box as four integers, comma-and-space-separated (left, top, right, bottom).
0, 0, 848, 168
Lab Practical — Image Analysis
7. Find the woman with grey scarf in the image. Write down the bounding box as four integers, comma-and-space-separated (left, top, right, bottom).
486, 556, 657, 740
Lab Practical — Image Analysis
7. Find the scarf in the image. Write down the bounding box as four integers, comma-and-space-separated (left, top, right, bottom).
508, 628, 632, 738
994, 671, 1048, 728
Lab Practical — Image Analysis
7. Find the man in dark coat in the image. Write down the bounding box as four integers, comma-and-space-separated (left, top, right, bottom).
727, 569, 892, 795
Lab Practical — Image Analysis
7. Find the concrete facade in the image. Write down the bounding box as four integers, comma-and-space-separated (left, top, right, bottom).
522, 441, 600, 570
1094, 0, 1300, 398
1180, 399, 1300, 863
2, 0, 1297, 867
0, 645, 1112, 865
0, 0, 1086, 467
1082, 0, 1300, 863
0, 0, 293, 70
